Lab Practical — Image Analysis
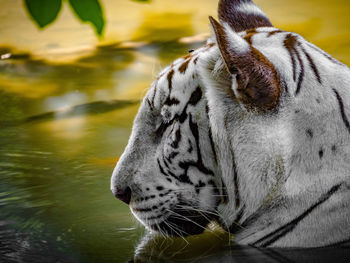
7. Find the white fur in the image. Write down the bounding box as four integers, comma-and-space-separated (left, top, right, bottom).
223, 22, 250, 55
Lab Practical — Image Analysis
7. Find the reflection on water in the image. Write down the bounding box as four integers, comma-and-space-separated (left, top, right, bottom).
133, 229, 231, 262
1, 0, 350, 262
134, 233, 350, 263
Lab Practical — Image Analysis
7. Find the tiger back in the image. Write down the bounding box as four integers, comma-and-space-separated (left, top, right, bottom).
111, 0, 350, 247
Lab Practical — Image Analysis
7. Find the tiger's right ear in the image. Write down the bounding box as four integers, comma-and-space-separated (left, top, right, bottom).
209, 17, 281, 111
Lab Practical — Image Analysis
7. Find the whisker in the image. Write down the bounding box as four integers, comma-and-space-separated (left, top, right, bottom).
175, 204, 216, 221
164, 220, 189, 244
174, 204, 233, 240
175, 204, 220, 218
166, 209, 208, 230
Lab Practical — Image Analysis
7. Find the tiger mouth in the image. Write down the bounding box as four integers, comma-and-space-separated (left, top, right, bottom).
149, 207, 215, 236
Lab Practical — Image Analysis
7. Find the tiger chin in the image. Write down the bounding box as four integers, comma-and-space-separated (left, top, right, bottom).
111, 0, 350, 247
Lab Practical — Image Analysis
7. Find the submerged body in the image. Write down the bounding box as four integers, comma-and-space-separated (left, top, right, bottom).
111, 0, 350, 247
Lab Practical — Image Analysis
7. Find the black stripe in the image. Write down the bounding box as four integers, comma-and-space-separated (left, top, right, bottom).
189, 115, 200, 154
177, 172, 193, 185
155, 121, 171, 137
284, 34, 297, 82
154, 84, 214, 186
172, 113, 214, 183
187, 139, 193, 153
291, 52, 297, 82
178, 160, 213, 177
301, 47, 322, 84
132, 207, 152, 212
167, 69, 175, 93
157, 158, 169, 177
229, 205, 245, 232
166, 151, 179, 164
232, 153, 240, 208
158, 158, 193, 185
243, 29, 257, 45
282, 79, 289, 95
208, 128, 218, 164
294, 47, 305, 95
164, 97, 180, 106
189, 114, 199, 151
188, 86, 202, 106
206, 104, 218, 164
146, 98, 154, 110
284, 34, 306, 95
252, 183, 343, 247
189, 114, 213, 175
151, 80, 158, 106
163, 156, 170, 169
267, 30, 284, 37
333, 89, 350, 135
179, 58, 191, 73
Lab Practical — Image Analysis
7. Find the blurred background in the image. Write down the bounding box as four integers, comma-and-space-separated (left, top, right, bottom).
0, 0, 350, 262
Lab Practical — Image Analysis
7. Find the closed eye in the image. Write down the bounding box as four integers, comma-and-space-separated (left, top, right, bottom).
155, 121, 168, 137
155, 117, 177, 137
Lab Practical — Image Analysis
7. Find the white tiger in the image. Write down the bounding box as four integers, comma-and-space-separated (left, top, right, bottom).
111, 0, 350, 247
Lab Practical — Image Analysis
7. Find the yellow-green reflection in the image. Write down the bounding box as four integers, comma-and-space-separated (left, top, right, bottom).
133, 226, 231, 262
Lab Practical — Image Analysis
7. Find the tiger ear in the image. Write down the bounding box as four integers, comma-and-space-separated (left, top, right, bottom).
209, 17, 281, 111
218, 0, 273, 32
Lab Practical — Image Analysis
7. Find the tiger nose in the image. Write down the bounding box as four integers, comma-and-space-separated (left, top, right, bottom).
112, 186, 132, 205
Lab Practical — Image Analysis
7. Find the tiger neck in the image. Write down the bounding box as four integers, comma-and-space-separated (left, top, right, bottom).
198, 57, 287, 232
210, 110, 291, 232
199, 42, 350, 235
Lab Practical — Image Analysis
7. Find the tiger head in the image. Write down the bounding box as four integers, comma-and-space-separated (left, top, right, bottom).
111, 0, 349, 240
110, 48, 221, 235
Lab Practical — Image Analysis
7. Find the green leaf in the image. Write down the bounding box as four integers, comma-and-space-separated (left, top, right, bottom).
24, 0, 62, 28
68, 0, 105, 36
